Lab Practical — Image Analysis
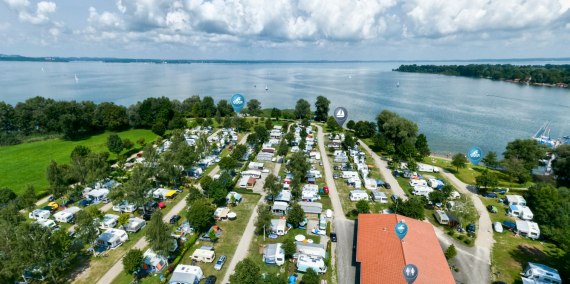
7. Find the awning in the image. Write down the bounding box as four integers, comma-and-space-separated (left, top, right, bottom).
165, 190, 177, 198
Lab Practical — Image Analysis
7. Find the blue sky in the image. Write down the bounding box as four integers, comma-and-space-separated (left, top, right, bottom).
1, 0, 570, 60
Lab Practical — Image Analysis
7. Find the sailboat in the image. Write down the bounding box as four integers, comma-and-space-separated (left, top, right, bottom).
396, 81, 400, 88
265, 85, 269, 91
74, 74, 79, 84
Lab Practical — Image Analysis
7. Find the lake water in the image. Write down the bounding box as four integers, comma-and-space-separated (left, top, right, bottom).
1, 61, 569, 155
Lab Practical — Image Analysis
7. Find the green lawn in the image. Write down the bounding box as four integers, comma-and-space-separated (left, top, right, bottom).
0, 129, 158, 195
479, 197, 566, 283
422, 157, 533, 188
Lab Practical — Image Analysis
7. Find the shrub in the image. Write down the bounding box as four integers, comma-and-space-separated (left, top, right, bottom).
457, 234, 465, 241
463, 238, 473, 246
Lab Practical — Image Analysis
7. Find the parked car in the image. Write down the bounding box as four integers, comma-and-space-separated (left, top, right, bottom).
384, 183, 392, 189
333, 174, 340, 179
169, 215, 181, 224
391, 194, 399, 202
47, 195, 55, 202
493, 222, 504, 233
493, 188, 509, 194
330, 232, 337, 242
142, 210, 153, 221
78, 198, 93, 207
214, 255, 227, 271
482, 192, 498, 198
467, 224, 477, 234
487, 205, 498, 213
205, 275, 217, 284
144, 201, 158, 211
502, 221, 517, 231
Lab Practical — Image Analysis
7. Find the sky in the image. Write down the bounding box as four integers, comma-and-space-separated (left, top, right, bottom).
1, 0, 570, 60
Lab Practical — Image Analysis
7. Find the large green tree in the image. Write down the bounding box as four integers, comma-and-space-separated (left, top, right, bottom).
314, 96, 330, 122
123, 249, 144, 276
302, 268, 320, 284
145, 210, 172, 256
74, 206, 102, 246
254, 205, 272, 236
286, 152, 310, 194
451, 153, 468, 172
107, 134, 124, 157
415, 134, 430, 159
287, 203, 305, 228
294, 99, 312, 119
390, 197, 425, 220
263, 174, 281, 201
230, 258, 261, 284
186, 198, 215, 233
503, 139, 548, 170
108, 165, 152, 214
475, 169, 499, 190
553, 145, 570, 185
246, 99, 262, 116
482, 151, 499, 168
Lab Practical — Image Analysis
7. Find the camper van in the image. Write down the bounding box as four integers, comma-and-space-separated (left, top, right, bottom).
418, 163, 439, 173
349, 190, 369, 201
364, 178, 377, 190
35, 219, 59, 231
297, 254, 327, 274
264, 243, 285, 266
100, 214, 120, 229
371, 191, 388, 203
125, 217, 146, 233
434, 210, 450, 225
271, 219, 287, 236
319, 217, 327, 230
409, 179, 427, 187
53, 207, 81, 223
97, 228, 129, 249
191, 246, 216, 263
112, 201, 137, 213
29, 209, 51, 220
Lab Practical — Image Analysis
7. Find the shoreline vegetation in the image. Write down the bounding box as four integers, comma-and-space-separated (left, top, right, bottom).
394, 64, 570, 89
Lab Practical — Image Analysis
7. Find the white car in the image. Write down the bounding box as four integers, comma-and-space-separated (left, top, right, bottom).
493, 222, 504, 233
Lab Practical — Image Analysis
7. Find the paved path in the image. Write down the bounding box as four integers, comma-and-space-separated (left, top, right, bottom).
316, 125, 356, 284
439, 169, 492, 284
221, 159, 281, 283
359, 140, 408, 200
359, 142, 492, 284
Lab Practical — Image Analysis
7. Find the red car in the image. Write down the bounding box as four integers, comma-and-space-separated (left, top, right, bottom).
158, 201, 166, 208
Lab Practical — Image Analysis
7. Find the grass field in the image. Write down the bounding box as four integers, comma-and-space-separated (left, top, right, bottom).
0, 129, 158, 195
480, 197, 566, 283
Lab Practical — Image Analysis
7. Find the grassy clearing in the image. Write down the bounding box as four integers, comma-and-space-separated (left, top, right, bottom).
480, 197, 566, 283
0, 129, 158, 195
422, 157, 533, 188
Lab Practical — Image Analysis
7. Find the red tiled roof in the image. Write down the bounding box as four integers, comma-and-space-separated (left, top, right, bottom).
356, 214, 455, 284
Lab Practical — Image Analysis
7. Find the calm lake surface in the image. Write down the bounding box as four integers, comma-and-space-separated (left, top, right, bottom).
1, 61, 569, 155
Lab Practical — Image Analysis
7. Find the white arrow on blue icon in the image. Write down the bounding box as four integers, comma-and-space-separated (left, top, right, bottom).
467, 146, 483, 165
394, 221, 408, 240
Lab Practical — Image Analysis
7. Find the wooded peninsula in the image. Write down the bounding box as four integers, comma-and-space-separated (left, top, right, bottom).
394, 64, 570, 88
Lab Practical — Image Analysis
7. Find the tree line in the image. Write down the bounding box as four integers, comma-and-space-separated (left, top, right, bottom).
395, 64, 570, 85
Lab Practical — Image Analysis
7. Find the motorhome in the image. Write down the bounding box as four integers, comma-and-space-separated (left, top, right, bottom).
413, 185, 434, 197
29, 209, 51, 220
516, 220, 540, 240
125, 217, 146, 233
191, 247, 216, 263
112, 201, 137, 213
168, 265, 204, 284
271, 218, 287, 236
53, 207, 81, 223
297, 254, 327, 274
241, 170, 262, 179
264, 243, 285, 266
418, 163, 439, 173
87, 188, 109, 204
521, 262, 562, 284
434, 210, 450, 225
364, 178, 377, 190
371, 191, 388, 203
349, 190, 369, 201
409, 179, 427, 187
35, 219, 59, 231
100, 214, 120, 229
296, 242, 326, 258
97, 228, 129, 249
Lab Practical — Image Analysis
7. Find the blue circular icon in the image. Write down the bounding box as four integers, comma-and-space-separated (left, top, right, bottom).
403, 264, 419, 284
394, 221, 408, 241
231, 94, 246, 113
467, 146, 483, 165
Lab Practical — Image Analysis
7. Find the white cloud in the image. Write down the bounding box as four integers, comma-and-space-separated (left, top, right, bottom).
4, 0, 57, 25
